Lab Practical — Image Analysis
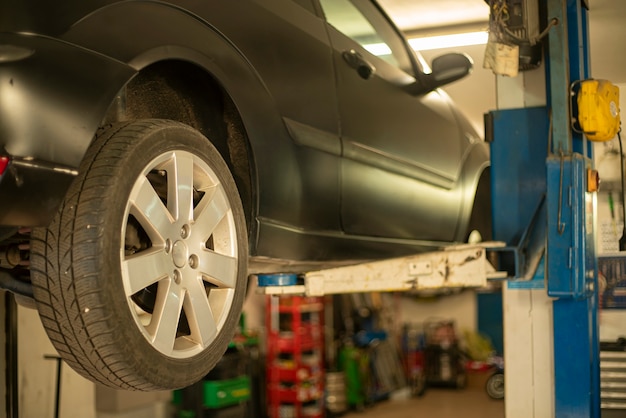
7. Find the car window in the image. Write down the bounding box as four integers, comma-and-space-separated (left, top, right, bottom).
319, 0, 413, 74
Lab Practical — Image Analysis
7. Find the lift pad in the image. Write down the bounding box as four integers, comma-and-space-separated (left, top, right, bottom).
259, 242, 507, 296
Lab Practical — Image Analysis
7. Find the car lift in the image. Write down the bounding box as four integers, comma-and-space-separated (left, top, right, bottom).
260, 1, 606, 417
257, 242, 507, 296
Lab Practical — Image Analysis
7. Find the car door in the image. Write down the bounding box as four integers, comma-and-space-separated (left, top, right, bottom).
319, 0, 468, 242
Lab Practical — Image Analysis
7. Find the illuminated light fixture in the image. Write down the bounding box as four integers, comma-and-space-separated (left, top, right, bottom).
408, 31, 488, 51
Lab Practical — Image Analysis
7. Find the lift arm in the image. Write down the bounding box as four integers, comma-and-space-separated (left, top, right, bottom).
258, 242, 506, 296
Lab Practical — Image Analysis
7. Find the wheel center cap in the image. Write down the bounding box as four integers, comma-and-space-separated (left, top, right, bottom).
172, 240, 188, 268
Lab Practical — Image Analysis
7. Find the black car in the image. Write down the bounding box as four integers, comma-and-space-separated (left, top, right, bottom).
0, 0, 490, 390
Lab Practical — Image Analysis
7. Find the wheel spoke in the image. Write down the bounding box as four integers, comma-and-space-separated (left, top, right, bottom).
198, 250, 238, 289
168, 152, 195, 223
149, 280, 184, 355
193, 186, 229, 240
122, 250, 172, 296
129, 175, 174, 241
184, 275, 218, 347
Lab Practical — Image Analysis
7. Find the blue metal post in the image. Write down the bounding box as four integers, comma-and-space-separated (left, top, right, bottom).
547, 156, 599, 418
546, 0, 599, 417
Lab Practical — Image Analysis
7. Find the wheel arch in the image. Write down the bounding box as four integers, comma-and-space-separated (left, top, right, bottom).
59, 2, 275, 244
112, 60, 257, 244
1, 3, 282, 235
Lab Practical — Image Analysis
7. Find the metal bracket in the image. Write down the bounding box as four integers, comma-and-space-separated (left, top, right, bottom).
494, 193, 547, 281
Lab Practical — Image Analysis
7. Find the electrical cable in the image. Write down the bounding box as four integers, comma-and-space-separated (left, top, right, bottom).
618, 131, 626, 250
488, 0, 557, 46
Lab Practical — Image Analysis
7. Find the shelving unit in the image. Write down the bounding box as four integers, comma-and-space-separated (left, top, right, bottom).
173, 344, 254, 418
598, 258, 626, 415
266, 296, 325, 418
600, 346, 626, 411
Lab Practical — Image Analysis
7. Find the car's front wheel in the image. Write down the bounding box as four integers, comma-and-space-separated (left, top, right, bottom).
30, 119, 248, 390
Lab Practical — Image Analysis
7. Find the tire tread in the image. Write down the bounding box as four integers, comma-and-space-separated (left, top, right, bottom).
30, 120, 247, 390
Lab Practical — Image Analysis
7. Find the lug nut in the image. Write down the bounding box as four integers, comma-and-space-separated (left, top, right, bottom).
189, 254, 199, 269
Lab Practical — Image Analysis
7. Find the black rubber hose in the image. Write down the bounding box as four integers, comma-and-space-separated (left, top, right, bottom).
0, 270, 33, 298
618, 131, 626, 251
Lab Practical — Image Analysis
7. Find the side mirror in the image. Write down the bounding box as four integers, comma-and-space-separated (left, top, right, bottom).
406, 53, 473, 95
431, 53, 473, 84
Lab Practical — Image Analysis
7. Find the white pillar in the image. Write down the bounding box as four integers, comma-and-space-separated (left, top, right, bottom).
496, 67, 554, 418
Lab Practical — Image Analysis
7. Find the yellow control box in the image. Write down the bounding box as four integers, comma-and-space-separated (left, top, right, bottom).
577, 79, 620, 141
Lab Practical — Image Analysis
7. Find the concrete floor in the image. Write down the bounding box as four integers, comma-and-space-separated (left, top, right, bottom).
342, 375, 504, 418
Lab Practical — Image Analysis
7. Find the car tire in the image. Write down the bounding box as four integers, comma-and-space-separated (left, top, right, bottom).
30, 119, 248, 391
485, 372, 504, 400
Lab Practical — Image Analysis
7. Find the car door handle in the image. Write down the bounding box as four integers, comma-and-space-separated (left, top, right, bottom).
342, 49, 376, 80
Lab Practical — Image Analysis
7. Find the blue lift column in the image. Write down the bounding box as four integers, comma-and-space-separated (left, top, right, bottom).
490, 0, 599, 416
545, 0, 599, 417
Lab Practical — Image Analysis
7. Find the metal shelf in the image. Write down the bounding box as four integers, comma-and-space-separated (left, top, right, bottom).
601, 348, 626, 410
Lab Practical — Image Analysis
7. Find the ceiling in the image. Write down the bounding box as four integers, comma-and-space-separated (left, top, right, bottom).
380, 0, 489, 33
378, 0, 626, 83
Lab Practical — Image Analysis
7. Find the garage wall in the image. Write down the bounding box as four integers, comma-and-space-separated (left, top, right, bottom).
594, 82, 626, 342
588, 0, 626, 86
397, 290, 478, 337
17, 305, 96, 418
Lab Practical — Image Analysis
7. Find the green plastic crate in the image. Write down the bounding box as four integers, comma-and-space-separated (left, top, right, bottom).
203, 376, 251, 409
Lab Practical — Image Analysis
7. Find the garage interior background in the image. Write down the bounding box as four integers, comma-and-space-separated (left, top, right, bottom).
2, 0, 626, 417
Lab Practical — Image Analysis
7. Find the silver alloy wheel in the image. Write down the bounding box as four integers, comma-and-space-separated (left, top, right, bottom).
122, 150, 238, 359
31, 120, 248, 390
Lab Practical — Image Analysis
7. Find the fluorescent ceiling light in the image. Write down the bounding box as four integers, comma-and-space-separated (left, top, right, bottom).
408, 31, 488, 51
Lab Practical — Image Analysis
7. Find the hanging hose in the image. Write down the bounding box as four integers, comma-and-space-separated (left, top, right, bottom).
618, 131, 626, 251
0, 269, 33, 299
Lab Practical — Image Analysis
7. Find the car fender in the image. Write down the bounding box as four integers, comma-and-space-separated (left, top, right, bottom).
60, 1, 288, 159
61, 2, 305, 231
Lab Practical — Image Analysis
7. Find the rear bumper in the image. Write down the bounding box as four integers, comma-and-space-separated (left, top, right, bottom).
0, 157, 76, 226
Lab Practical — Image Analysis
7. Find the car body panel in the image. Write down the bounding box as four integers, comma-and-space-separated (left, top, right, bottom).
0, 32, 135, 225
0, 33, 135, 168
0, 0, 489, 270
